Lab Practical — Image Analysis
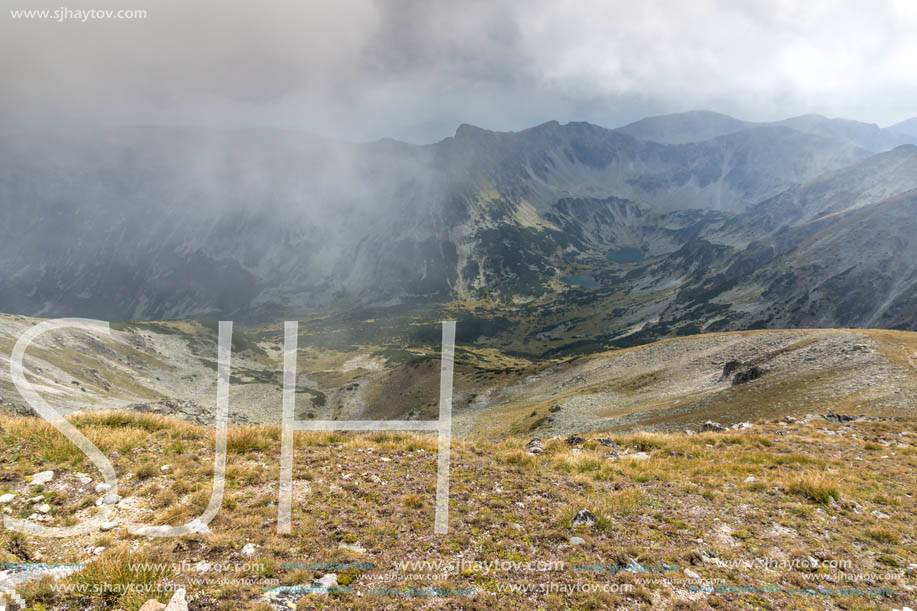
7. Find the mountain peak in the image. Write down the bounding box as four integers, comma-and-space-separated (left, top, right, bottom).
890, 117, 917, 137
616, 110, 750, 144
454, 123, 492, 139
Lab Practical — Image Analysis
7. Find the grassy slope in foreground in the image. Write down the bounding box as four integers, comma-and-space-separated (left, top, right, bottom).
0, 411, 914, 610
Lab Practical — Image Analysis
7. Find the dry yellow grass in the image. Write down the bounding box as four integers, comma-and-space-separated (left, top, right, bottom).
0, 410, 914, 610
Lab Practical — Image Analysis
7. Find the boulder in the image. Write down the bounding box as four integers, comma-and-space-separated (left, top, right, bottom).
701, 421, 726, 433
565, 435, 585, 447
525, 438, 544, 455
312, 573, 338, 594
31, 470, 54, 486
571, 509, 597, 527
823, 409, 855, 423
720, 360, 744, 380
732, 366, 764, 385
164, 588, 188, 611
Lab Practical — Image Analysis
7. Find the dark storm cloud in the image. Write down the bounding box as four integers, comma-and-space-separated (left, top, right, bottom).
2, 0, 915, 142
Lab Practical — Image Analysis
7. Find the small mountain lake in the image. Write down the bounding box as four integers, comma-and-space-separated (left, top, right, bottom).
563, 274, 599, 289
606, 247, 645, 264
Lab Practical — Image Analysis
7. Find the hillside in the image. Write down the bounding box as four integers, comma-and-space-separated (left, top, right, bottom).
2, 314, 915, 438
0, 411, 913, 610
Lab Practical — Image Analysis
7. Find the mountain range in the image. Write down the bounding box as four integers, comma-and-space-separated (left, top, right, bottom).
2, 110, 917, 355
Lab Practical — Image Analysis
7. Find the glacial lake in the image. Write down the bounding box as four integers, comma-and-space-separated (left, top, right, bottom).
563, 274, 599, 289
606, 247, 645, 263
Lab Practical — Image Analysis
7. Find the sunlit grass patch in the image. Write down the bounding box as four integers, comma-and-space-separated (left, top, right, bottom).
787, 472, 840, 505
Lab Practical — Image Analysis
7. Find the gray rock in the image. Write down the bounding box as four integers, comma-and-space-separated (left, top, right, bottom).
525, 438, 544, 454
31, 470, 54, 485
568, 536, 586, 545
823, 409, 855, 423
100, 521, 119, 532
594, 437, 618, 448
0, 493, 16, 503
95, 483, 112, 494
36, 503, 51, 514
571, 509, 597, 527
701, 421, 726, 432
871, 509, 890, 519
732, 366, 764, 386
565, 435, 586, 446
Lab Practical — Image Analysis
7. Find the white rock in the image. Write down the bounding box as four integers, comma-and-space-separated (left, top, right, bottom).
871, 510, 890, 519
160, 465, 172, 472
36, 503, 51, 514
31, 470, 54, 485
0, 493, 16, 503
311, 573, 338, 594
102, 494, 121, 505
744, 476, 756, 483
93, 546, 105, 555
684, 568, 701, 579
95, 483, 112, 493
241, 543, 257, 557
164, 587, 188, 611
28, 496, 43, 503
568, 536, 586, 545
100, 521, 119, 532
187, 519, 210, 535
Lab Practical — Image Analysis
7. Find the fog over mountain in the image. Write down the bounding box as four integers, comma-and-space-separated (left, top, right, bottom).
2, 0, 917, 351
1, 111, 916, 345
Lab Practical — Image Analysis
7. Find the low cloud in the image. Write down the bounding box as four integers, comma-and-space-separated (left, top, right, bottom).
1, 0, 915, 141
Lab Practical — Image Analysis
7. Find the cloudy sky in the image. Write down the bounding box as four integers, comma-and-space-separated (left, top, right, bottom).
2, 0, 916, 142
